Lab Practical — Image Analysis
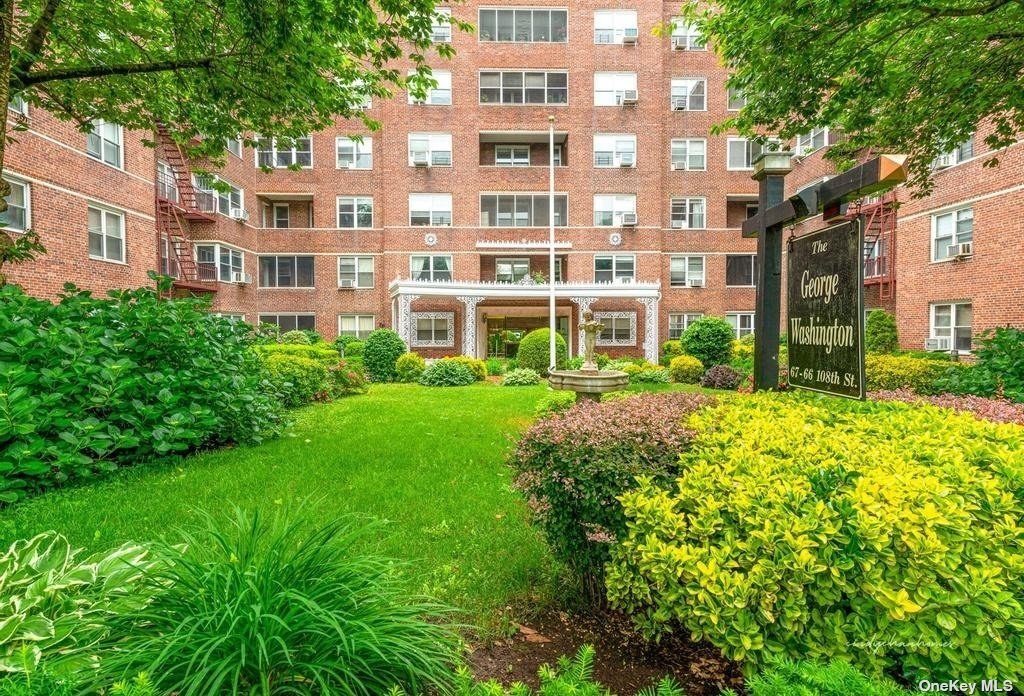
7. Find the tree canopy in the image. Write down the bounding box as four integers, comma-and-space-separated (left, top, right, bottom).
683, 0, 1024, 192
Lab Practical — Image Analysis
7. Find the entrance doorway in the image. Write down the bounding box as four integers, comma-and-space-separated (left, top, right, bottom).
486, 315, 569, 358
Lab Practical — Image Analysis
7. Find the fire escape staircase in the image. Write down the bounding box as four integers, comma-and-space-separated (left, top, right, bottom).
845, 190, 897, 300
155, 124, 217, 294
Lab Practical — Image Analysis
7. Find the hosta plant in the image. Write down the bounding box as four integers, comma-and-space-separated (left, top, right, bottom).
502, 368, 542, 386
419, 360, 476, 387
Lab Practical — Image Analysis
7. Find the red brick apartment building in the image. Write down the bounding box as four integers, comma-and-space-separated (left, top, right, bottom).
4, 2, 1022, 359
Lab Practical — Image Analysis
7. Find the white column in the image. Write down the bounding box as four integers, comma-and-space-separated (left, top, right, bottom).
570, 296, 597, 357
638, 296, 660, 363
396, 294, 420, 348
457, 295, 485, 357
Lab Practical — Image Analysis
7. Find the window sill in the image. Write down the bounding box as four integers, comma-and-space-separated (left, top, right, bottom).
725, 285, 757, 289
337, 166, 373, 171
86, 155, 126, 173
89, 255, 128, 266
337, 286, 375, 290
261, 286, 317, 290
929, 256, 973, 265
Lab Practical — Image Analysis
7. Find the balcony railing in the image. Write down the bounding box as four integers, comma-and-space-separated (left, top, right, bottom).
865, 256, 888, 278
196, 263, 220, 282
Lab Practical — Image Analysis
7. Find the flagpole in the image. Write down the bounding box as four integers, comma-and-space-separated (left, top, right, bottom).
548, 115, 556, 373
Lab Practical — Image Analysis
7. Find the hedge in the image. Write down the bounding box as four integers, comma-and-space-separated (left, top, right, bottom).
865, 353, 968, 393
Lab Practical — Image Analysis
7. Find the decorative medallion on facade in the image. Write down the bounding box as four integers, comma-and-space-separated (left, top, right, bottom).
609, 232, 623, 246
424, 233, 438, 247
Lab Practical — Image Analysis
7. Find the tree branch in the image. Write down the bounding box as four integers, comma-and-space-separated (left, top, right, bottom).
18, 53, 240, 87
916, 0, 1016, 17
13, 0, 62, 78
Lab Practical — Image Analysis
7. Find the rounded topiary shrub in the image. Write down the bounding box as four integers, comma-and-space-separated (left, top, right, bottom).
681, 317, 736, 368
502, 368, 542, 386
342, 340, 365, 358
700, 363, 745, 390
516, 329, 567, 376
669, 354, 704, 383
865, 309, 899, 353
363, 329, 407, 382
418, 360, 475, 387
281, 330, 312, 345
396, 352, 426, 383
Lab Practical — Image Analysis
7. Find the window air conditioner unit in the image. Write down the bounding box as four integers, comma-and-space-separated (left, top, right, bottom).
616, 152, 635, 167
671, 36, 687, 50
955, 241, 973, 257
231, 271, 251, 285
620, 212, 637, 226
933, 153, 954, 169
688, 278, 704, 288
671, 219, 685, 229
229, 208, 249, 221
411, 151, 429, 166
622, 29, 639, 44
671, 161, 686, 171
620, 90, 638, 105
924, 337, 952, 351
672, 97, 688, 111
614, 276, 634, 284
339, 278, 355, 289
411, 97, 426, 105
346, 161, 358, 170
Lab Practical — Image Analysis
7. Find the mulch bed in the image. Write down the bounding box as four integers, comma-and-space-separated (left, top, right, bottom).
467, 610, 744, 695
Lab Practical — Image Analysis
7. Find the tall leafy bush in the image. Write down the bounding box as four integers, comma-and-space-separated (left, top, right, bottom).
362, 329, 407, 382
865, 310, 899, 353
516, 329, 567, 376
0, 282, 282, 502
260, 353, 329, 407
607, 393, 1024, 680
865, 353, 967, 393
419, 360, 476, 387
395, 352, 426, 382
681, 317, 735, 367
936, 326, 1024, 401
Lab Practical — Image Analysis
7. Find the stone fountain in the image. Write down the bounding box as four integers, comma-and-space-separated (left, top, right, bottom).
547, 310, 628, 401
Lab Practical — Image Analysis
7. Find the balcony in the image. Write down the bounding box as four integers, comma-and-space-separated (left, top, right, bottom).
864, 256, 889, 281
255, 192, 315, 229
479, 130, 569, 167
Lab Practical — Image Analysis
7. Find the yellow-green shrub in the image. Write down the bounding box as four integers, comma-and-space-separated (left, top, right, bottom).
252, 343, 339, 366
440, 356, 488, 381
865, 353, 967, 393
669, 355, 704, 383
607, 393, 1024, 681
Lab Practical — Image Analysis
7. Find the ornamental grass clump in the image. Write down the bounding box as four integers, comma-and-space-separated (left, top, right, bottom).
607, 392, 1024, 681
510, 392, 715, 600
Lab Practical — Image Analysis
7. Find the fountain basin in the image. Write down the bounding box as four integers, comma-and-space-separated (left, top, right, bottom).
548, 369, 629, 401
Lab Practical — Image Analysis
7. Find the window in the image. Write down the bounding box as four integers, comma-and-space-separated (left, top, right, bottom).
8, 95, 27, 116
479, 8, 567, 42
256, 136, 313, 168
214, 313, 246, 322
596, 312, 636, 345
727, 137, 782, 170
795, 128, 828, 156
931, 303, 972, 353
338, 256, 375, 288
593, 72, 637, 106
668, 312, 703, 339
432, 8, 452, 42
496, 258, 530, 283
670, 256, 705, 287
342, 79, 373, 110
480, 194, 568, 227
593, 10, 638, 44
495, 145, 531, 167
338, 314, 375, 339
410, 70, 452, 105
746, 203, 759, 220
932, 207, 973, 261
336, 137, 373, 169
670, 198, 706, 229
225, 137, 243, 158
934, 136, 975, 168
479, 70, 568, 105
258, 314, 316, 332
670, 17, 705, 49
336, 196, 374, 228
270, 204, 290, 229
726, 254, 757, 287
412, 313, 454, 347
259, 256, 314, 288
594, 254, 635, 282
160, 237, 179, 278
594, 194, 637, 227
670, 139, 706, 170
196, 243, 244, 282
86, 120, 122, 168
410, 255, 452, 281
408, 133, 453, 166
192, 175, 243, 216
727, 88, 746, 110
726, 312, 755, 338
409, 193, 453, 226
1, 178, 29, 232
156, 161, 178, 203
670, 79, 706, 111
87, 205, 125, 263
593, 134, 636, 167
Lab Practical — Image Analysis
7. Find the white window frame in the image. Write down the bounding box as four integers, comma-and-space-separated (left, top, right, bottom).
87, 204, 125, 263
409, 193, 453, 226
410, 255, 453, 281
727, 137, 783, 171
931, 206, 974, 262
8, 95, 27, 116
594, 254, 635, 282
192, 175, 243, 216
670, 17, 706, 50
409, 70, 452, 105
336, 136, 373, 170
479, 70, 568, 105
795, 128, 829, 157
595, 311, 636, 346
225, 137, 243, 158
480, 193, 568, 227
412, 312, 455, 348
496, 257, 530, 283
726, 312, 755, 339
670, 197, 706, 230
670, 139, 706, 171
271, 204, 290, 229
336, 196, 374, 229
593, 9, 638, 44
930, 302, 973, 354
670, 78, 707, 111
593, 72, 638, 106
668, 312, 703, 339
478, 7, 568, 43
431, 8, 452, 43
593, 134, 636, 168
337, 256, 375, 289
1, 177, 30, 233
338, 314, 376, 339
256, 136, 313, 169
495, 145, 531, 167
593, 194, 637, 227
86, 120, 123, 169
726, 88, 746, 111
669, 255, 706, 287
933, 136, 975, 168
408, 133, 453, 167
258, 314, 316, 332
259, 255, 315, 288
726, 254, 758, 287
195, 242, 244, 283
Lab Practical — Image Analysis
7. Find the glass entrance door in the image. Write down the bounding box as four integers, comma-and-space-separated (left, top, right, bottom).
486, 315, 569, 358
